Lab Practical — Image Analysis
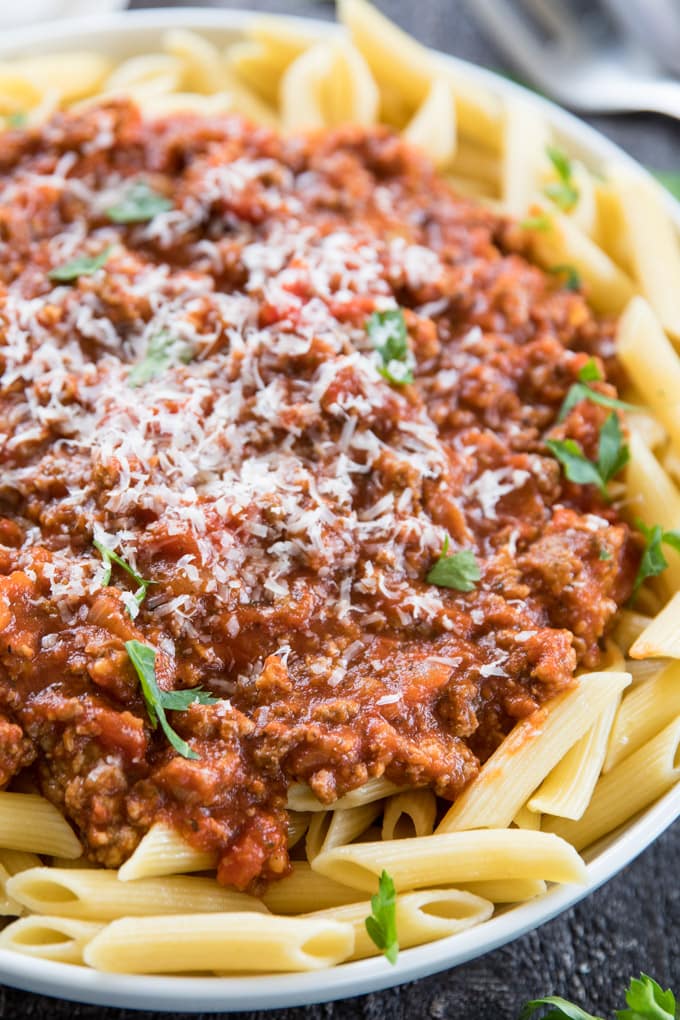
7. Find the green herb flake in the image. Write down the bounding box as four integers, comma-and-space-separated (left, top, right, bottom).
598, 546, 612, 561
106, 181, 172, 224
364, 870, 398, 965
367, 308, 414, 386
520, 214, 552, 231
544, 144, 579, 211
520, 994, 603, 1020
577, 358, 603, 383
547, 412, 629, 497
633, 520, 680, 595
426, 536, 481, 592
7, 112, 28, 129
558, 360, 634, 422
520, 972, 676, 1020
124, 639, 220, 760
93, 538, 156, 615
48, 245, 112, 284
549, 264, 581, 292
128, 332, 194, 388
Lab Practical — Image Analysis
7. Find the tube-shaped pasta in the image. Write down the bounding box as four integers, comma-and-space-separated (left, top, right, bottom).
0, 850, 41, 875
0, 793, 81, 858
287, 811, 311, 850
279, 42, 334, 131
305, 888, 493, 960
512, 804, 541, 831
118, 823, 215, 881
84, 913, 355, 974
306, 803, 381, 862
0, 916, 104, 965
545, 715, 680, 851
618, 298, 680, 456
7, 868, 268, 921
528, 692, 622, 820
0, 864, 22, 917
437, 671, 631, 833
612, 609, 655, 654
161, 28, 226, 94
458, 879, 547, 903
625, 428, 680, 597
287, 777, 403, 813
312, 830, 587, 893
629, 591, 680, 659
501, 97, 549, 216
402, 77, 456, 168
604, 661, 680, 772
261, 861, 363, 914
381, 789, 437, 841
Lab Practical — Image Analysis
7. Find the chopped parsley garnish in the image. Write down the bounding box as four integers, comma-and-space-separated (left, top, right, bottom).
549, 264, 581, 292
650, 169, 680, 202
7, 112, 28, 128
48, 246, 112, 284
124, 640, 220, 760
543, 144, 579, 211
106, 181, 172, 224
546, 412, 629, 497
520, 214, 552, 231
128, 332, 193, 387
632, 520, 680, 596
93, 538, 155, 616
365, 870, 399, 965
367, 308, 415, 385
426, 536, 481, 592
598, 546, 612, 561
558, 359, 634, 422
520, 973, 676, 1020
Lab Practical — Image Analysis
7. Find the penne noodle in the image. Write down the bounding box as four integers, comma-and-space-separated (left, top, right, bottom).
402, 77, 456, 169
118, 823, 215, 881
625, 428, 680, 597
324, 39, 379, 127
161, 28, 226, 94
7, 868, 268, 921
501, 97, 549, 216
512, 804, 541, 831
279, 42, 335, 131
612, 609, 655, 654
0, 793, 81, 858
305, 888, 493, 960
312, 830, 587, 893
545, 715, 680, 851
84, 913, 355, 974
604, 661, 680, 772
629, 590, 680, 659
607, 169, 680, 340
306, 803, 381, 862
617, 297, 680, 456
528, 692, 622, 820
0, 863, 23, 917
437, 671, 631, 833
261, 861, 363, 914
458, 879, 547, 903
287, 811, 311, 850
381, 790, 437, 841
0, 916, 104, 965
105, 54, 184, 97
287, 776, 404, 813
0, 53, 112, 103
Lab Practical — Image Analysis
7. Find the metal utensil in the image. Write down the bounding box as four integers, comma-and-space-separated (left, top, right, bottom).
602, 0, 680, 76
466, 0, 680, 119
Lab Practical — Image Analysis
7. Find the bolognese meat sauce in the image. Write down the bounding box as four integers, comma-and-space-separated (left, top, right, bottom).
0, 101, 638, 889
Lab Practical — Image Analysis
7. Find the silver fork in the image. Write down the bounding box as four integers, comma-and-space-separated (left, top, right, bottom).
466, 0, 680, 119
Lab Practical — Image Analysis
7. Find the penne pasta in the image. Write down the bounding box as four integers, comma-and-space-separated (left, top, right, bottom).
604, 661, 680, 772
501, 97, 549, 216
118, 823, 215, 881
7, 868, 268, 921
0, 793, 81, 858
279, 42, 335, 131
306, 803, 381, 862
0, 916, 104, 965
545, 715, 680, 851
457, 879, 547, 903
312, 830, 587, 893
629, 591, 680, 659
512, 804, 541, 831
437, 671, 631, 833
261, 861, 369, 914
287, 777, 403, 813
625, 428, 680, 597
381, 790, 437, 841
402, 77, 456, 169
304, 888, 493, 960
161, 28, 227, 94
84, 913, 355, 974
612, 609, 655, 654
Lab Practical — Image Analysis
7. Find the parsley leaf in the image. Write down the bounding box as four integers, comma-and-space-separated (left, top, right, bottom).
48, 246, 112, 284
547, 413, 629, 497
128, 332, 193, 387
93, 538, 156, 615
544, 144, 579, 211
367, 309, 414, 385
599, 546, 612, 561
520, 996, 603, 1020
106, 181, 172, 224
650, 170, 680, 202
364, 870, 398, 965
549, 264, 581, 292
124, 640, 219, 760
558, 360, 634, 421
520, 214, 552, 231
616, 974, 676, 1020
632, 520, 680, 595
7, 112, 28, 128
426, 536, 481, 592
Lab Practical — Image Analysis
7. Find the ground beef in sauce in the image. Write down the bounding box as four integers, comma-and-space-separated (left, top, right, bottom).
0, 101, 639, 889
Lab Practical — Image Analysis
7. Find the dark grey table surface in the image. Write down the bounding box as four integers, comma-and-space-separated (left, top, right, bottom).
2, 2, 679, 1017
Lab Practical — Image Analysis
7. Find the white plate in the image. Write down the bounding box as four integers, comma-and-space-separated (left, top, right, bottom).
0, 7, 678, 1013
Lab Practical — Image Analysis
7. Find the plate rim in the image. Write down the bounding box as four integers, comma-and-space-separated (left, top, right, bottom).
0, 6, 678, 1012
